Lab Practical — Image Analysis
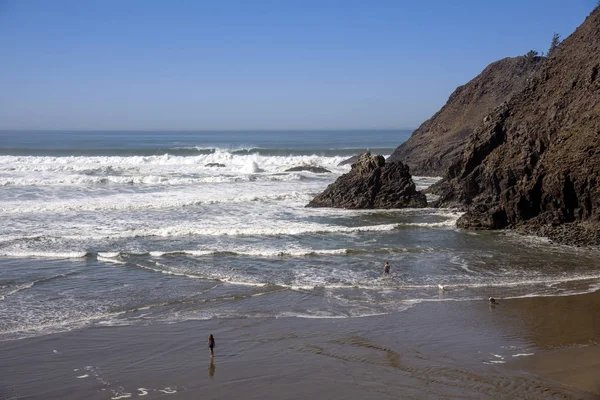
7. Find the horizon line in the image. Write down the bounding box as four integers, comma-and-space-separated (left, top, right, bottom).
0, 127, 416, 133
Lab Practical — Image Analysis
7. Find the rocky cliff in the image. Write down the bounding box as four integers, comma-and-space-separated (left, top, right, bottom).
434, 8, 600, 245
307, 153, 427, 209
387, 56, 543, 176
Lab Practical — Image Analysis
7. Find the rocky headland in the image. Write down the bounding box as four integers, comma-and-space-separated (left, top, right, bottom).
387, 56, 543, 177
433, 7, 600, 246
307, 152, 427, 209
307, 8, 600, 246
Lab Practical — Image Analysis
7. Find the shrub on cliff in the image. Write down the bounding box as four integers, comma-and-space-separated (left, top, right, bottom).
547, 32, 561, 57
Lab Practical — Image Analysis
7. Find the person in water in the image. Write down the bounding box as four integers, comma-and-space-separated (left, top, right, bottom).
384, 261, 390, 276
208, 334, 215, 358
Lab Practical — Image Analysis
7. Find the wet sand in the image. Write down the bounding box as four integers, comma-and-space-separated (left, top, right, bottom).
512, 345, 600, 397
505, 291, 600, 397
2, 291, 600, 399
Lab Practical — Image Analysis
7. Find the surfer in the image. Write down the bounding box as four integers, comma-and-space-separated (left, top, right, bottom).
208, 334, 215, 358
383, 261, 390, 276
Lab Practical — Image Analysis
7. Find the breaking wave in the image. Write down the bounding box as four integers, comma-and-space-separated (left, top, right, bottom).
0, 272, 78, 301
0, 191, 315, 214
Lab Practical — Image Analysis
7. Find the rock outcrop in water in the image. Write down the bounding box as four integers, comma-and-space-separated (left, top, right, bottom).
387, 56, 543, 176
337, 154, 362, 166
433, 7, 600, 246
285, 166, 331, 173
307, 153, 427, 209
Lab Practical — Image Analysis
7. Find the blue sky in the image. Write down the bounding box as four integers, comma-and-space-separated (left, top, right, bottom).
0, 0, 596, 130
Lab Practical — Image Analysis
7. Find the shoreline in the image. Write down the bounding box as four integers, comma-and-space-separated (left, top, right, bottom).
2, 290, 600, 399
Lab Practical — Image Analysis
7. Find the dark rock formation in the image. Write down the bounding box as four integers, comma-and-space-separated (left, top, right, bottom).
205, 163, 226, 168
388, 56, 543, 176
434, 8, 600, 246
307, 153, 427, 209
337, 154, 361, 166
285, 166, 331, 173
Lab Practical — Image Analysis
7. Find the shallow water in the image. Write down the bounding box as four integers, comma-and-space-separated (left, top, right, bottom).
1, 130, 599, 340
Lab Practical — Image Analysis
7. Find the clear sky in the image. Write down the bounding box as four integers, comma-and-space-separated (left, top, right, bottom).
0, 0, 596, 130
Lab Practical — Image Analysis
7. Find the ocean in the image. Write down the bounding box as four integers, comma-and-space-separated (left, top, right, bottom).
1, 129, 599, 341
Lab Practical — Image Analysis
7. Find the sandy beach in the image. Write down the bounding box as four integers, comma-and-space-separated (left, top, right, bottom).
2, 290, 599, 400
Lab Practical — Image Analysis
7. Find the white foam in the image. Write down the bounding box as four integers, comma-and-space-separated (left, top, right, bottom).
97, 252, 120, 258
0, 309, 131, 338
512, 353, 534, 357
97, 256, 127, 265
88, 253, 600, 299
242, 160, 261, 173
221, 278, 267, 287
421, 272, 600, 291
276, 311, 347, 319
502, 289, 600, 300
0, 152, 349, 182
265, 248, 348, 257
128, 263, 202, 279
158, 388, 177, 394
0, 172, 309, 187
0, 234, 43, 244
111, 394, 132, 400
0, 191, 311, 214
413, 176, 442, 191
41, 222, 399, 241
1, 273, 76, 300
1, 282, 35, 300
138, 388, 149, 396
0, 251, 87, 259
149, 250, 214, 257
152, 248, 349, 258
405, 219, 460, 228
450, 255, 476, 274
76, 374, 89, 379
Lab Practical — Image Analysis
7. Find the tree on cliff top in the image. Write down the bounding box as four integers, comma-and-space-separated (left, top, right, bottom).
547, 32, 561, 57
525, 50, 539, 60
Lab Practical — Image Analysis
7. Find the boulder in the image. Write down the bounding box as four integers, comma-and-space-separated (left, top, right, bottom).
307, 153, 427, 209
337, 154, 361, 166
285, 166, 331, 173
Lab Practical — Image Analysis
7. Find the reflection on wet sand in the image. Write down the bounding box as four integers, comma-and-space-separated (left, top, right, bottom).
208, 359, 215, 378
505, 292, 600, 348
503, 291, 600, 396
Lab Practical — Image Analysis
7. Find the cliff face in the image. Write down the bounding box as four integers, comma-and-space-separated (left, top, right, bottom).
307, 153, 427, 209
435, 8, 600, 245
388, 56, 542, 176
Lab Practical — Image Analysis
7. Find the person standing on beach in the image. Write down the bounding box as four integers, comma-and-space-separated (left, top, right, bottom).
208, 334, 215, 358
383, 261, 390, 276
